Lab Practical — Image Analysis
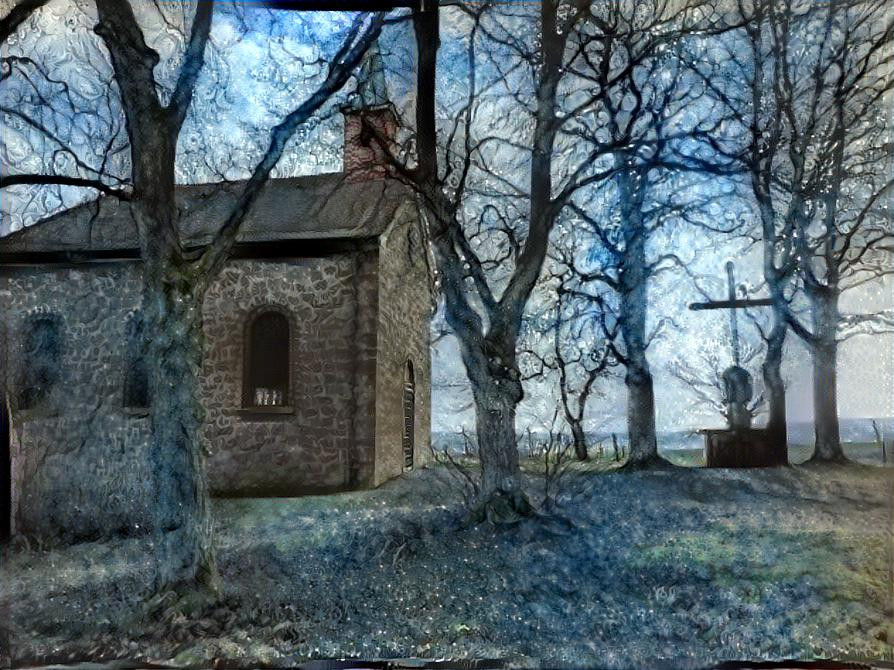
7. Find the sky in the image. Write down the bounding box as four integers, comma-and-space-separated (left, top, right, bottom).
0, 1, 374, 232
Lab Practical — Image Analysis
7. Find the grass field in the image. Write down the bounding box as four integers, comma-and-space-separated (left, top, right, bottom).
2, 459, 891, 668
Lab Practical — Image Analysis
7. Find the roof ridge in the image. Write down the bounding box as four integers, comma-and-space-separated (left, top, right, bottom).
1, 172, 409, 257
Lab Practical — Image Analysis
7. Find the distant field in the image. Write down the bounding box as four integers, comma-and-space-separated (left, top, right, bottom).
662, 442, 891, 468
511, 441, 892, 469
435, 420, 894, 468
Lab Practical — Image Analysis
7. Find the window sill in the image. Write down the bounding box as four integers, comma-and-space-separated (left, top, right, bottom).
11, 406, 59, 421
122, 407, 150, 417
235, 406, 294, 416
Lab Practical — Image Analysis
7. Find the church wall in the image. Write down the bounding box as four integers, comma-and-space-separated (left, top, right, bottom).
0, 265, 155, 542
373, 204, 432, 486
201, 254, 378, 496
0, 251, 381, 541
347, 249, 380, 488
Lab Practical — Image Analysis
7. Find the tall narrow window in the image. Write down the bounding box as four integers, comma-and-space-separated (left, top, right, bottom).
403, 360, 415, 470
1, 385, 10, 542
243, 310, 290, 408
123, 312, 150, 410
19, 315, 62, 410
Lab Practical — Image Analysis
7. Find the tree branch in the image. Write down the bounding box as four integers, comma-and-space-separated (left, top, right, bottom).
0, 0, 48, 45
0, 173, 131, 199
194, 12, 386, 284
167, 1, 214, 132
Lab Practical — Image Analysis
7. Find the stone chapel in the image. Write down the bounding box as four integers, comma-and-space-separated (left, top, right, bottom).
0, 48, 431, 542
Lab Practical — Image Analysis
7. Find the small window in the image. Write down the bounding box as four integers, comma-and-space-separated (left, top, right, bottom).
19, 315, 62, 410
403, 360, 415, 470
123, 312, 150, 410
243, 310, 290, 408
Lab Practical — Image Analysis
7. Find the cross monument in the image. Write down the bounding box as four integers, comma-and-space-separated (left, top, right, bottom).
689, 261, 773, 430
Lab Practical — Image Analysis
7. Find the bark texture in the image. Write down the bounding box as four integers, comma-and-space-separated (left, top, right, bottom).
569, 422, 588, 462
473, 389, 518, 493
143, 266, 217, 591
616, 167, 660, 467
408, 2, 564, 516
761, 319, 788, 457
745, 3, 792, 468
809, 288, 845, 462
89, 0, 384, 590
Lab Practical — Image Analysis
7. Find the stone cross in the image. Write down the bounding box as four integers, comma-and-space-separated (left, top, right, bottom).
689, 261, 773, 430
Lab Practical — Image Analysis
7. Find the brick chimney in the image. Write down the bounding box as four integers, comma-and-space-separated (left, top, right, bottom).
341, 40, 397, 183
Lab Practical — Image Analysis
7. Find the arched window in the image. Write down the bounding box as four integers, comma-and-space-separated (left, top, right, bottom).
123, 312, 150, 410
402, 360, 415, 470
19, 315, 62, 410
243, 310, 290, 408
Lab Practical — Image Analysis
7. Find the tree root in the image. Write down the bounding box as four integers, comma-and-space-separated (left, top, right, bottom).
617, 453, 683, 472
143, 581, 221, 625
803, 452, 852, 467
469, 487, 534, 525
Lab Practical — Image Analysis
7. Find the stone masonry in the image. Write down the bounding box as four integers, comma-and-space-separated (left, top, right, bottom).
0, 213, 431, 542
0, 85, 431, 543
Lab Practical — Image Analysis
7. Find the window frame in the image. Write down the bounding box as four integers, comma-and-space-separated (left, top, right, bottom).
240, 305, 294, 414
18, 313, 64, 412
122, 310, 151, 414
402, 359, 415, 471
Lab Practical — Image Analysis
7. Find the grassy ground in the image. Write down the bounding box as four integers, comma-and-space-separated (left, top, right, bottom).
1, 458, 892, 668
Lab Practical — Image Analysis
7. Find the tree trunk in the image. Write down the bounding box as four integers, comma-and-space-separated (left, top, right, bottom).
473, 381, 521, 493
762, 318, 788, 463
469, 375, 531, 521
143, 263, 217, 593
809, 289, 845, 462
556, 338, 588, 461
570, 421, 588, 461
617, 166, 661, 468
623, 357, 659, 466
812, 339, 843, 461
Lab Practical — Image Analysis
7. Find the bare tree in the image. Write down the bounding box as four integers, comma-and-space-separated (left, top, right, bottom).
742, 0, 796, 453
389, 0, 734, 515
519, 277, 619, 461
550, 289, 616, 462
547, 4, 743, 467
743, 0, 891, 461
690, 0, 894, 462
389, 0, 572, 518
3, 1, 384, 592
781, 1, 894, 462
683, 0, 805, 454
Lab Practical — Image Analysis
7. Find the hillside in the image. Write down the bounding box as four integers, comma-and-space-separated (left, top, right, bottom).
2, 461, 891, 668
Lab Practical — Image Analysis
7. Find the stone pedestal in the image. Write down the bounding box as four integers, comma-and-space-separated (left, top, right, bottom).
701, 428, 787, 468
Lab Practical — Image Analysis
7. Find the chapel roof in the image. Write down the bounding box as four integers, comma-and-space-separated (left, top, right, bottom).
0, 171, 411, 257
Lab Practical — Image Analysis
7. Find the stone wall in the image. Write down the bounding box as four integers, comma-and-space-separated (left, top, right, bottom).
373, 202, 432, 485
0, 249, 384, 540
201, 254, 378, 496
0, 265, 154, 541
